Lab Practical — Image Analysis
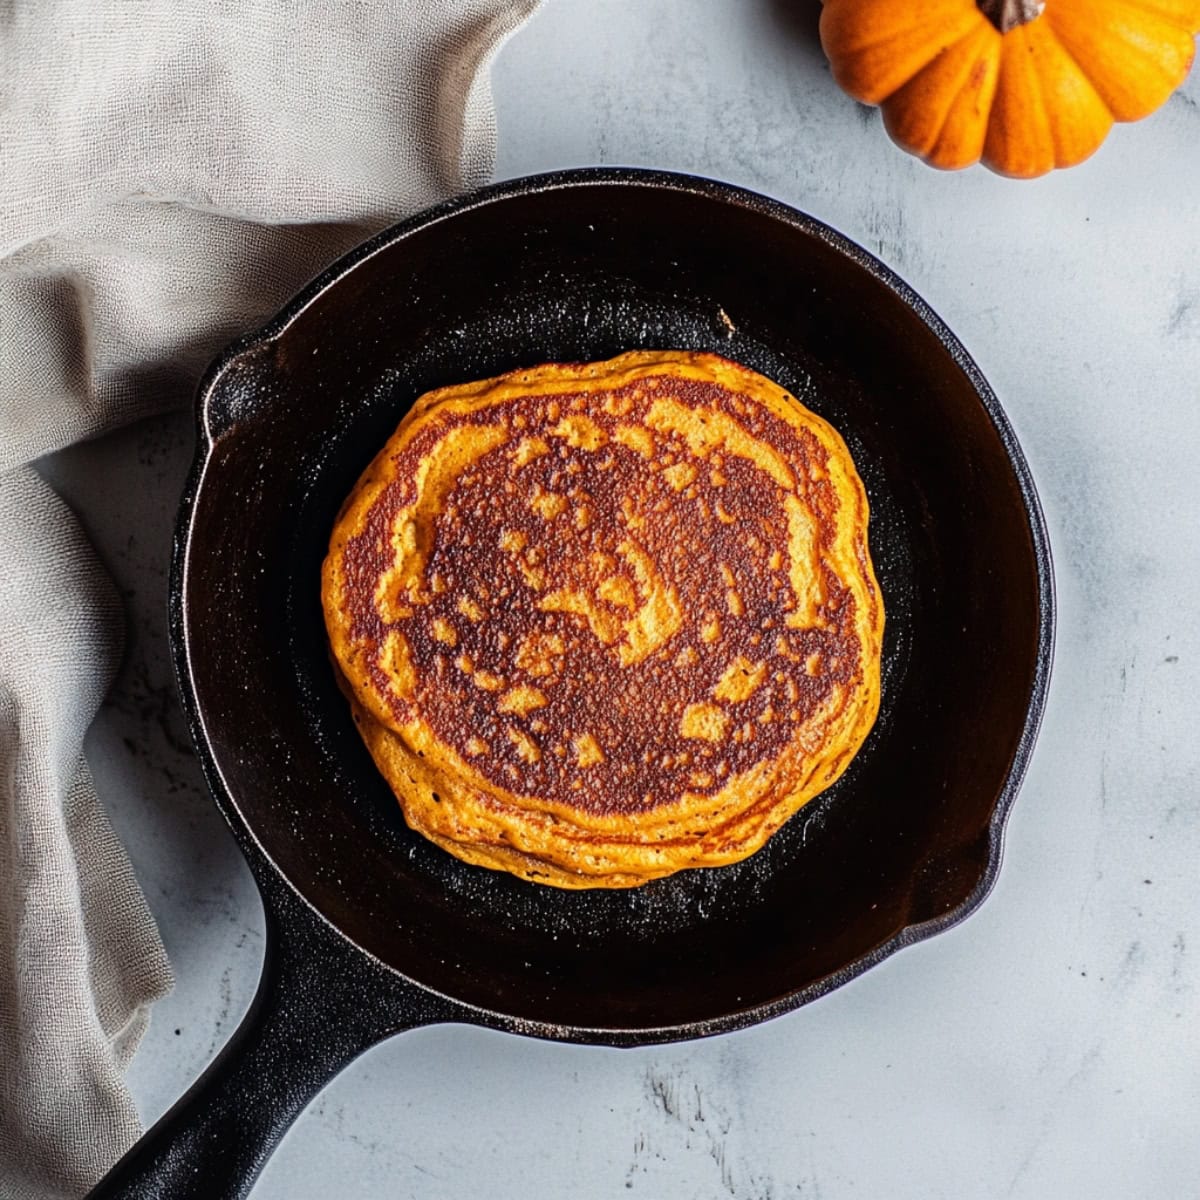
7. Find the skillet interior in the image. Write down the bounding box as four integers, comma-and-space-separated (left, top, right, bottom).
179, 172, 1051, 1036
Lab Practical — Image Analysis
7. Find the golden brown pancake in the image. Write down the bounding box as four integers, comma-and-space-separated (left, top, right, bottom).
322, 351, 883, 888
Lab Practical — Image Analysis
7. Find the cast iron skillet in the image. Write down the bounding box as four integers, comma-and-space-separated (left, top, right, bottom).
90, 169, 1054, 1199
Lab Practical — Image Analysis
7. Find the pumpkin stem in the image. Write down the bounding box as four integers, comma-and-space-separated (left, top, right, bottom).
977, 0, 1044, 32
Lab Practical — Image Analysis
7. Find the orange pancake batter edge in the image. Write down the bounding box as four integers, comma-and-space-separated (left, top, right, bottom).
321, 351, 884, 889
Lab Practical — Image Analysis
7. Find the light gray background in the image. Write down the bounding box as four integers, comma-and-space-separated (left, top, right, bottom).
39, 1, 1200, 1196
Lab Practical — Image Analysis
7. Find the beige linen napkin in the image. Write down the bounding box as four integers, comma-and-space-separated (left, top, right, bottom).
0, 2, 539, 1196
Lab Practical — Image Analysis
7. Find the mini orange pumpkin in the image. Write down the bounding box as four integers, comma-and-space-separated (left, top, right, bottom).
820, 0, 1200, 177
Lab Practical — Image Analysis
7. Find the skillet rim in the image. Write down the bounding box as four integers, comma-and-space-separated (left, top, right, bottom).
170, 166, 1056, 1044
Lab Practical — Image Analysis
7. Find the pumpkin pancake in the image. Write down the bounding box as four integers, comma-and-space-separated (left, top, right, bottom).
322, 351, 883, 888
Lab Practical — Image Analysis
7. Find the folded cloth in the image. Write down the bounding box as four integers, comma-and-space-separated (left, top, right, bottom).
0, 2, 539, 1196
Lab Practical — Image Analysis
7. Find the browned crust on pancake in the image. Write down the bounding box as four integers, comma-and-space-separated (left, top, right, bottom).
323, 351, 883, 888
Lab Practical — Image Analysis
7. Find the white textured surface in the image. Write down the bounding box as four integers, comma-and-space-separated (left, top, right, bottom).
38, 0, 1200, 1196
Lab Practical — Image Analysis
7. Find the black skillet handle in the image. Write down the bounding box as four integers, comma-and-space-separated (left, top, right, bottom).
87, 875, 456, 1200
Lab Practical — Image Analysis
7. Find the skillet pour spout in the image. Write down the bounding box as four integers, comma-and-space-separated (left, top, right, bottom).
87, 168, 1053, 1199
